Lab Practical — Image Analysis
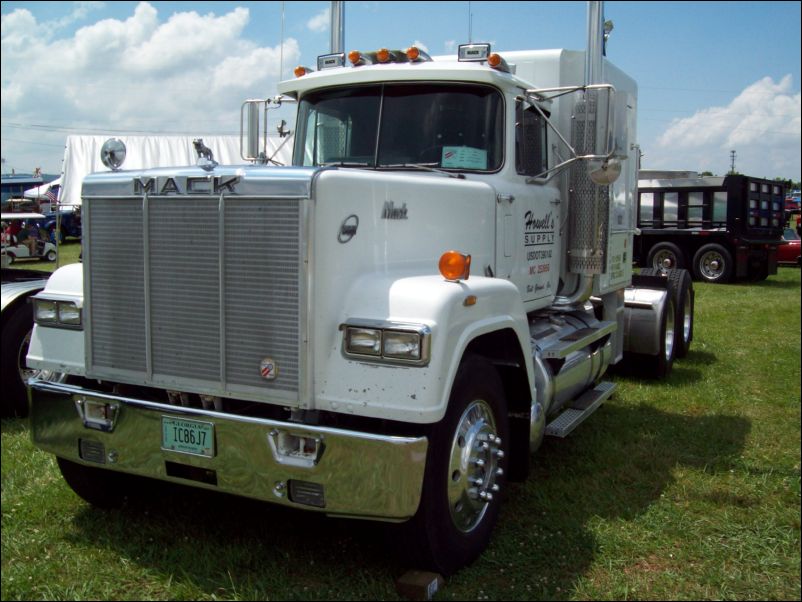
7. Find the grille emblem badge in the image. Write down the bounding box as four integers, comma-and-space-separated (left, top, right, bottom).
338, 214, 359, 243
260, 358, 278, 380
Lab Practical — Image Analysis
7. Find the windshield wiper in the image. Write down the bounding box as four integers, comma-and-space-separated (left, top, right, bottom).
378, 163, 465, 179
319, 161, 372, 168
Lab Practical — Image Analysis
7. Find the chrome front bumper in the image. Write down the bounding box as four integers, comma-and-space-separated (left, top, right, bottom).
29, 380, 428, 521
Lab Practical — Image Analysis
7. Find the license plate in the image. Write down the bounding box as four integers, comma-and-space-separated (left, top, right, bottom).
161, 416, 215, 458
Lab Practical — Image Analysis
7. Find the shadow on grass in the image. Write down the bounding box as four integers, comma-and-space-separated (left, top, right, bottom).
63, 474, 406, 598
609, 349, 717, 385
483, 403, 751, 599
56, 404, 750, 600
0, 417, 29, 435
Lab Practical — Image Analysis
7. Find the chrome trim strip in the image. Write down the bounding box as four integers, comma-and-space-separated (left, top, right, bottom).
218, 192, 226, 385
143, 193, 153, 379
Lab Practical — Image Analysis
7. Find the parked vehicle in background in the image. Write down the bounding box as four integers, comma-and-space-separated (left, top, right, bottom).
1, 213, 58, 264
635, 171, 786, 283
1, 268, 50, 416
43, 208, 82, 243
777, 228, 801, 266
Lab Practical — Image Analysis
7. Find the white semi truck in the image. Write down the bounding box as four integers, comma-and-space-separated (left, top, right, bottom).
26, 2, 693, 575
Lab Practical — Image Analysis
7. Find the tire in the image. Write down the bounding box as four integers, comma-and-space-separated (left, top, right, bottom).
57, 457, 130, 509
647, 242, 685, 271
692, 244, 733, 283
46, 250, 57, 262
625, 281, 676, 379
1, 304, 35, 417
399, 356, 509, 575
647, 287, 676, 379
665, 269, 693, 358
638, 268, 693, 359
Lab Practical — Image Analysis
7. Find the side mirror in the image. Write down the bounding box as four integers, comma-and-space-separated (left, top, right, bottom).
241, 100, 264, 162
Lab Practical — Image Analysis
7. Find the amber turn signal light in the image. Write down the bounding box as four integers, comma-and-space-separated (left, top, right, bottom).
439, 251, 472, 281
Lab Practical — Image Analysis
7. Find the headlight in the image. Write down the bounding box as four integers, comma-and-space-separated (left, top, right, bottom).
345, 327, 382, 356
383, 330, 422, 361
34, 299, 58, 323
57, 302, 82, 325
341, 321, 430, 366
33, 298, 82, 329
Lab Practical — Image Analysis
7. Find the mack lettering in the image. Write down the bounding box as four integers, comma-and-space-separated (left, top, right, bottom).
133, 175, 240, 196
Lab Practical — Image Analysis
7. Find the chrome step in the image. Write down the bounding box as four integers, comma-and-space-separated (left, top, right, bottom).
539, 321, 617, 359
545, 381, 616, 438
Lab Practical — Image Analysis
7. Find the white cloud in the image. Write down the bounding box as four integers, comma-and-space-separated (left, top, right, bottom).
649, 76, 801, 179
307, 7, 329, 33
444, 39, 456, 53
0, 2, 302, 173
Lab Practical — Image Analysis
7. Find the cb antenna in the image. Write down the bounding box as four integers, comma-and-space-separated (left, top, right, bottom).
468, 1, 473, 43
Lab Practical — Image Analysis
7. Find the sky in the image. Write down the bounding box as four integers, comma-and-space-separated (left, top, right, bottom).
1, 1, 800, 180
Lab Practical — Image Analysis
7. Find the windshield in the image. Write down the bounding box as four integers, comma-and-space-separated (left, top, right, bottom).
293, 83, 504, 172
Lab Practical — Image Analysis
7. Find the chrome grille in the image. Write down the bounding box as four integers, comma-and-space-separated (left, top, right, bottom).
86, 194, 303, 399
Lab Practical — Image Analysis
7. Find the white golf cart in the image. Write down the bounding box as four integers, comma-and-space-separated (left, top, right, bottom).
1, 213, 58, 266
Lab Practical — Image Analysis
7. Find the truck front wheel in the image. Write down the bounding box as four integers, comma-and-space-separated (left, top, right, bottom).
1, 304, 35, 416
400, 356, 509, 576
693, 244, 733, 283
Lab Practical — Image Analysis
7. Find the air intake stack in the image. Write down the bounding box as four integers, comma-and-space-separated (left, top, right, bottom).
567, 1, 610, 275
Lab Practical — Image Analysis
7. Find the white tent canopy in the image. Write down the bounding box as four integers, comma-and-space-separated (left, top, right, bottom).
58, 134, 293, 207
23, 176, 62, 200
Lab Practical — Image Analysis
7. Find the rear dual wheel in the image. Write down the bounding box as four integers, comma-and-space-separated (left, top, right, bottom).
639, 268, 693, 360
647, 242, 684, 271
693, 243, 733, 283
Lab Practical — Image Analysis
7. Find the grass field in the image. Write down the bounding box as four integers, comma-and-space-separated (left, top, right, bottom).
2, 266, 799, 601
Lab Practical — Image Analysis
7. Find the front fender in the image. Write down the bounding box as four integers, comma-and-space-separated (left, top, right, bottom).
314, 274, 531, 424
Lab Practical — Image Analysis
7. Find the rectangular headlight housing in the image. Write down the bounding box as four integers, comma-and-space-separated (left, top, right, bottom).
33, 297, 82, 329
341, 321, 430, 366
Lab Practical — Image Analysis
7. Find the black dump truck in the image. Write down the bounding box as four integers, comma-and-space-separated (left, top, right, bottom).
635, 171, 786, 283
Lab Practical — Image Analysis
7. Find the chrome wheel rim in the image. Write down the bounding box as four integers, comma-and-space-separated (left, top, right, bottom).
682, 294, 692, 344
665, 301, 675, 360
653, 250, 677, 270
447, 399, 503, 533
699, 251, 725, 280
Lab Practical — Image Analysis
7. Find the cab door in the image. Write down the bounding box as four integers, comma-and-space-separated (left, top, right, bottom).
499, 98, 561, 305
